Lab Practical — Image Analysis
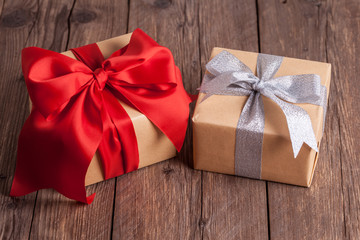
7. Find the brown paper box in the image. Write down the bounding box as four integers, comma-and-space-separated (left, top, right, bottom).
192, 48, 331, 187
31, 33, 176, 186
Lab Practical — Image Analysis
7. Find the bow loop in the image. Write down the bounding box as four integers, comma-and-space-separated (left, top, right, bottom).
22, 47, 94, 119
265, 74, 322, 104
206, 50, 254, 76
105, 47, 179, 92
251, 80, 265, 93
200, 72, 253, 103
105, 30, 178, 90
256, 53, 283, 81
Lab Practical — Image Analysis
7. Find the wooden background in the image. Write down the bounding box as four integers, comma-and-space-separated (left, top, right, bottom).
0, 0, 359, 239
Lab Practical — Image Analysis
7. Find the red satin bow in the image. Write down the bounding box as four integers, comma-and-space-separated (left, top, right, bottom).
10, 29, 191, 204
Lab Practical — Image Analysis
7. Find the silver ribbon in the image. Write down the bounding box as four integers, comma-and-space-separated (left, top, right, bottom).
200, 51, 327, 179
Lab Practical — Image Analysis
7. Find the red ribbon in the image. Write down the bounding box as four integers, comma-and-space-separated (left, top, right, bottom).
10, 29, 191, 204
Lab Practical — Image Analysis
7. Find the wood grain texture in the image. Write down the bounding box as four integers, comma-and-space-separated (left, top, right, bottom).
326, 0, 360, 238
198, 1, 268, 239
258, 0, 345, 239
112, 0, 202, 239
0, 0, 47, 239
28, 0, 129, 239
0, 0, 5, 17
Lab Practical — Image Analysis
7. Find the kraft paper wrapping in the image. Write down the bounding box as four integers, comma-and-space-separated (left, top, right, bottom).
30, 33, 176, 186
192, 48, 331, 187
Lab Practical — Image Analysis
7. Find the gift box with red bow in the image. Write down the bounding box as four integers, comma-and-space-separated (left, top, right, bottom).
11, 29, 191, 204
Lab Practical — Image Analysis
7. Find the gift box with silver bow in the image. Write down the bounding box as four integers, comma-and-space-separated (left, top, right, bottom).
192, 48, 331, 186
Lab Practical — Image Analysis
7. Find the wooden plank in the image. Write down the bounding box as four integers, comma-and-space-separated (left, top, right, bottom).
0, 0, 51, 239
66, 0, 128, 47
198, 1, 268, 239
0, 0, 5, 17
326, 0, 360, 238
257, 0, 346, 239
112, 0, 202, 239
28, 0, 129, 239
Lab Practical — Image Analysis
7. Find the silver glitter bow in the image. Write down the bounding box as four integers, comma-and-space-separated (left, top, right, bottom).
200, 51, 327, 179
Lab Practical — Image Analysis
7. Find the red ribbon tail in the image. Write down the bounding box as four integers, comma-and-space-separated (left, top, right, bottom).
85, 193, 96, 204
188, 93, 198, 102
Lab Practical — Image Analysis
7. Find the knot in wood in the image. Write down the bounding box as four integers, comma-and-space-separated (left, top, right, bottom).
1, 9, 33, 28
72, 10, 97, 23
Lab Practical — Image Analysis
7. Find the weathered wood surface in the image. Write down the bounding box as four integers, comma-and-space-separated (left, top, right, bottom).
0, 0, 359, 239
326, 0, 360, 238
198, 1, 269, 239
258, 1, 345, 239
0, 1, 51, 239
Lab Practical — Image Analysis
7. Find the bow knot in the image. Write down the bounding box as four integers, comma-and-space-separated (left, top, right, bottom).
251, 80, 264, 93
93, 68, 108, 90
